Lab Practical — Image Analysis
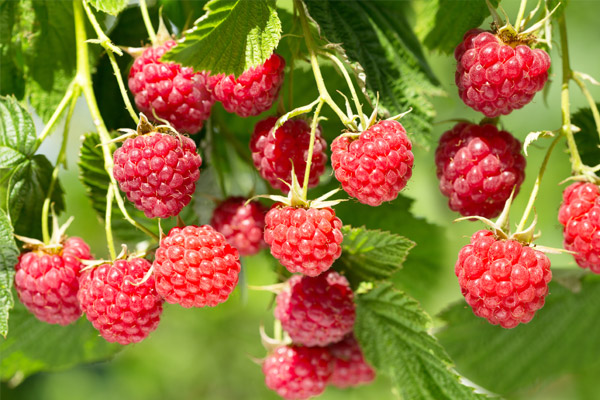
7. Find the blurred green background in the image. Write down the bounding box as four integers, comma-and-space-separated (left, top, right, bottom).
2, 1, 600, 399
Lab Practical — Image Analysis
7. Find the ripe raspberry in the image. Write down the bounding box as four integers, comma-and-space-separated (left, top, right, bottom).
274, 271, 355, 347
558, 182, 600, 273
78, 258, 163, 345
328, 335, 375, 388
113, 132, 202, 219
153, 225, 241, 307
128, 40, 214, 134
250, 117, 327, 192
455, 29, 550, 117
435, 122, 526, 218
14, 237, 91, 325
331, 120, 413, 207
264, 206, 343, 277
455, 230, 552, 328
263, 345, 334, 400
210, 53, 285, 117
210, 197, 268, 257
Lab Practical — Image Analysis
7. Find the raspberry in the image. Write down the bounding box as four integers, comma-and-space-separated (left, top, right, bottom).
210, 197, 268, 257
78, 258, 163, 345
113, 132, 202, 219
558, 182, 600, 273
250, 117, 327, 192
328, 335, 375, 388
274, 271, 355, 347
210, 53, 285, 117
455, 29, 550, 117
264, 206, 343, 277
14, 237, 91, 325
435, 122, 526, 218
263, 345, 334, 400
153, 225, 241, 307
331, 120, 413, 207
455, 230, 552, 328
128, 40, 214, 134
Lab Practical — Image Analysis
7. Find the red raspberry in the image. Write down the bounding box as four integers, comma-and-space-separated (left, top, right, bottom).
14, 237, 91, 325
328, 335, 375, 388
331, 120, 413, 206
435, 122, 526, 218
78, 258, 163, 345
274, 271, 355, 347
128, 40, 214, 134
210, 197, 268, 257
455, 29, 550, 117
263, 345, 334, 400
558, 182, 600, 273
210, 53, 285, 117
153, 225, 241, 307
455, 230, 552, 328
250, 117, 327, 192
264, 206, 343, 277
113, 132, 202, 219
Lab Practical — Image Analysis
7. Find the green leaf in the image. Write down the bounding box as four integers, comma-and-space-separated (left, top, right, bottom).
86, 0, 128, 16
334, 226, 415, 289
416, 0, 499, 55
572, 104, 600, 167
0, 208, 18, 338
0, 1, 25, 98
1, 300, 121, 381
0, 96, 36, 168
437, 271, 600, 396
162, 0, 282, 77
6, 154, 64, 239
304, 0, 441, 148
355, 283, 486, 400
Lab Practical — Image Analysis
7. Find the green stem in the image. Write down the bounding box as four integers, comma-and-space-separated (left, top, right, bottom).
558, 15, 583, 175
323, 51, 366, 128
296, 0, 356, 130
139, 0, 158, 46
572, 72, 600, 142
35, 80, 77, 150
302, 99, 325, 200
105, 185, 116, 259
516, 134, 562, 232
514, 0, 529, 31
41, 87, 80, 244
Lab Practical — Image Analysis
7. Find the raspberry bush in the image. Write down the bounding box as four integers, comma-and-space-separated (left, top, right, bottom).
2, 1, 600, 400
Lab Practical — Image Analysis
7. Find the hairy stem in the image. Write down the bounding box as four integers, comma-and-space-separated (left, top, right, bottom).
323, 51, 366, 128
572, 72, 600, 142
139, 0, 157, 46
302, 99, 325, 200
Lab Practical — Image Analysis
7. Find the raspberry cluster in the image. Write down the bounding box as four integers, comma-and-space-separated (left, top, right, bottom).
14, 237, 91, 325
455, 230, 552, 328
210, 53, 285, 117
153, 225, 241, 308
128, 40, 214, 134
113, 132, 202, 219
210, 197, 268, 257
435, 122, 526, 218
78, 258, 163, 345
455, 29, 550, 117
331, 120, 413, 206
250, 117, 327, 192
275, 271, 356, 347
264, 206, 343, 277
558, 182, 600, 273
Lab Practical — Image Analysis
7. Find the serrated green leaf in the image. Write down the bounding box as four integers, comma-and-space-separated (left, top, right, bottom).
572, 104, 600, 167
0, 300, 121, 380
304, 0, 440, 148
6, 155, 64, 239
416, 0, 499, 55
0, 208, 18, 338
355, 283, 486, 400
162, 0, 282, 77
334, 225, 415, 288
0, 96, 36, 168
86, 0, 128, 16
438, 270, 600, 396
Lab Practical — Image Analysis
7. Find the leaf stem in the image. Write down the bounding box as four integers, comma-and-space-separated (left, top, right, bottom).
105, 185, 116, 259
302, 99, 325, 200
572, 72, 600, 142
139, 0, 158, 46
35, 80, 77, 150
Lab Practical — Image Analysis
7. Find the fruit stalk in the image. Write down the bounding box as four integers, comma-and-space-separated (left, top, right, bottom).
303, 99, 324, 199
139, 0, 158, 46
34, 80, 77, 150
572, 72, 600, 141
105, 185, 116, 259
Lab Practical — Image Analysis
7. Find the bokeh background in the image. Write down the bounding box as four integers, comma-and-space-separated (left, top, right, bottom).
2, 1, 600, 399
